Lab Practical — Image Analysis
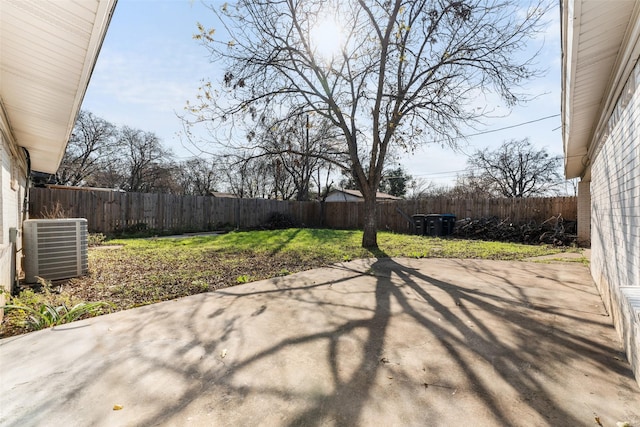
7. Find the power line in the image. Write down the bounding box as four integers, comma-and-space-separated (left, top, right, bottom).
384, 167, 483, 180
461, 114, 560, 139
420, 114, 561, 152
412, 168, 470, 177
418, 114, 561, 158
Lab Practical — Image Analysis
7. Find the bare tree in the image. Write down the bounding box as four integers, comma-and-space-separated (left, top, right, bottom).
406, 177, 438, 199
206, 114, 342, 200
465, 138, 562, 197
87, 162, 125, 189
117, 127, 176, 193
58, 112, 181, 193
217, 152, 275, 198
56, 110, 117, 186
563, 177, 578, 196
176, 157, 220, 195
259, 114, 343, 200
313, 164, 335, 202
185, 0, 549, 247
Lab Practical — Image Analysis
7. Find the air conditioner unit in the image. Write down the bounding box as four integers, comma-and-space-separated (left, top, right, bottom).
23, 218, 88, 283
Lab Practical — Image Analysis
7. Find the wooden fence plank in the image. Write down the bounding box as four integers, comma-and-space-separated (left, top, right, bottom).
29, 187, 577, 235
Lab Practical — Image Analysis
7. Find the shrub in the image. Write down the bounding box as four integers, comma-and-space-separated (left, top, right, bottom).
263, 212, 298, 229
88, 233, 107, 246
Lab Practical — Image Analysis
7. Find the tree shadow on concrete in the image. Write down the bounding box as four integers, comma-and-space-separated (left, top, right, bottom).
3, 258, 639, 426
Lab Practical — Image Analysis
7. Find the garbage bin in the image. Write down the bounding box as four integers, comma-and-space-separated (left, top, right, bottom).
424, 214, 443, 236
412, 214, 427, 235
414, 213, 456, 236
441, 214, 456, 236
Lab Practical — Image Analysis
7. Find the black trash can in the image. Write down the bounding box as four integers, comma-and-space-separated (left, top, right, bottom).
441, 214, 456, 236
412, 214, 427, 235
424, 214, 444, 236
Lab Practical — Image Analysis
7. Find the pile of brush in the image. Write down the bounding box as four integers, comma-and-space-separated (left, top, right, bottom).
453, 214, 577, 246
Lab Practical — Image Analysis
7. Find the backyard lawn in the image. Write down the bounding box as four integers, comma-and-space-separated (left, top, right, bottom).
1, 228, 584, 337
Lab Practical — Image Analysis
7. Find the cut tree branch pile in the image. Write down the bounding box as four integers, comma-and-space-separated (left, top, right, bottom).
453, 214, 577, 246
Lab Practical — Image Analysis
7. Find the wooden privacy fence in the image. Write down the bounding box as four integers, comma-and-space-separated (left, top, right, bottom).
323, 196, 578, 233
29, 187, 318, 234
29, 187, 577, 235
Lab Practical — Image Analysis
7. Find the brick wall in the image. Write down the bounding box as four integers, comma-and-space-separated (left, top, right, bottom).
577, 181, 591, 246
590, 59, 640, 385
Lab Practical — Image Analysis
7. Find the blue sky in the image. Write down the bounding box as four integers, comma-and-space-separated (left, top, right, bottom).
82, 0, 563, 188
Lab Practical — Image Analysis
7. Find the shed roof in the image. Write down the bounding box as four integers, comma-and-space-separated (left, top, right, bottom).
0, 0, 117, 173
561, 0, 640, 179
327, 189, 402, 201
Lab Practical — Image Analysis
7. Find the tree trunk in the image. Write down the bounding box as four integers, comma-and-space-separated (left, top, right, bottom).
361, 189, 378, 249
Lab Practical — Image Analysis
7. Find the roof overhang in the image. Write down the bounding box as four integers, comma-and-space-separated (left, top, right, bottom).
561, 0, 640, 179
0, 0, 117, 174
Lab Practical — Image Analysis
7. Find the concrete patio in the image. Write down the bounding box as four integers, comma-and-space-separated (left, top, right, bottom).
1, 258, 639, 426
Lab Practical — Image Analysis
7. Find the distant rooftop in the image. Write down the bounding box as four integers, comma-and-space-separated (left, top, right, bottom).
327, 189, 401, 200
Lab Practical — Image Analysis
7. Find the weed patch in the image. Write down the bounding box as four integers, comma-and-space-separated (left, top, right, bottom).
1, 279, 113, 336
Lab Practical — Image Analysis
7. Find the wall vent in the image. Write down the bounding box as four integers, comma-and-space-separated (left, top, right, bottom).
23, 219, 88, 283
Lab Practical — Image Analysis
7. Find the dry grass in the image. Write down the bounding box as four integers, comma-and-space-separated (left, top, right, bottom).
1, 228, 575, 337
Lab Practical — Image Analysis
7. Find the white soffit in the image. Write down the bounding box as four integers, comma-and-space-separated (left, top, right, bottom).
562, 0, 639, 179
0, 0, 116, 173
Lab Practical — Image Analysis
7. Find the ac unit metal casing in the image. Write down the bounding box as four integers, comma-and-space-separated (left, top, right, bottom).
23, 218, 88, 283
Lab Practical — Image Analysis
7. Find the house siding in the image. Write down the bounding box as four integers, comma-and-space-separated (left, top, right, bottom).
0, 125, 28, 320
590, 59, 640, 384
